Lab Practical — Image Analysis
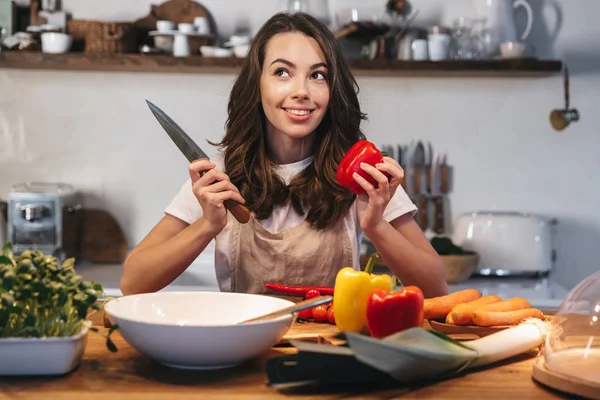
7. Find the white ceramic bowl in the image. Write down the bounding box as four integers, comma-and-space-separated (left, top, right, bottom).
104, 292, 295, 370
41, 32, 72, 54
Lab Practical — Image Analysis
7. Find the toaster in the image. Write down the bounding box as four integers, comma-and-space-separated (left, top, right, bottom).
451, 211, 557, 277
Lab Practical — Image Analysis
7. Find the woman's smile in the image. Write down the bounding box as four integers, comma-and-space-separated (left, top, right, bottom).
283, 107, 315, 121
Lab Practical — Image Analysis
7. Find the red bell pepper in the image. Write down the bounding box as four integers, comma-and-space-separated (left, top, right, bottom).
365, 286, 425, 338
336, 140, 391, 195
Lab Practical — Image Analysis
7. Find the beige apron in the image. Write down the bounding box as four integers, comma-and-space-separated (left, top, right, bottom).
229, 214, 354, 294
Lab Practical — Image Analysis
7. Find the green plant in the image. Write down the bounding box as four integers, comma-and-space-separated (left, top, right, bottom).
0, 242, 118, 352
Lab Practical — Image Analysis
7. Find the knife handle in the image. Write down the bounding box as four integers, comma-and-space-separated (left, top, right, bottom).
433, 195, 445, 234
224, 200, 251, 224
413, 165, 423, 194
199, 169, 251, 224
440, 165, 450, 194
417, 195, 429, 231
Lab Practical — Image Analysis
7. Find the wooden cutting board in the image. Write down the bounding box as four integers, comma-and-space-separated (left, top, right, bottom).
279, 322, 341, 345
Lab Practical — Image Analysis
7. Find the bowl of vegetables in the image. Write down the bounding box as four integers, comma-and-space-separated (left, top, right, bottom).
0, 242, 111, 376
103, 291, 295, 370
430, 237, 479, 284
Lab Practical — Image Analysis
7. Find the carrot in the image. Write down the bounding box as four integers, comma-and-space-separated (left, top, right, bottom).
445, 312, 455, 324
472, 308, 544, 327
423, 289, 482, 320
479, 297, 531, 313
449, 295, 503, 325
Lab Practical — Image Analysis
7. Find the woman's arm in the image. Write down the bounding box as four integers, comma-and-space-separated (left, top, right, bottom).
120, 214, 216, 295
363, 213, 448, 299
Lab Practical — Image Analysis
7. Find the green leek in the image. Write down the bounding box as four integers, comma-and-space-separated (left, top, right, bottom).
343, 318, 548, 383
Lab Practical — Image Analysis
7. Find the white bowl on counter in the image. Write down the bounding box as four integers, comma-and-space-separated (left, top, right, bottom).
103, 292, 295, 370
41, 32, 72, 54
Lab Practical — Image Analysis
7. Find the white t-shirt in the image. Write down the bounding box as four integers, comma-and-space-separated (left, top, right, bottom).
164, 152, 417, 291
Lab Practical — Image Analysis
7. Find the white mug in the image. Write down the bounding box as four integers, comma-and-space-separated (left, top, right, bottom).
156, 20, 175, 32
194, 17, 209, 34
178, 23, 195, 34
411, 39, 429, 61
427, 33, 450, 61
173, 35, 190, 57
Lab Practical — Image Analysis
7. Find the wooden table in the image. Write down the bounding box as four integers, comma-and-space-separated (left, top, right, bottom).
0, 310, 572, 400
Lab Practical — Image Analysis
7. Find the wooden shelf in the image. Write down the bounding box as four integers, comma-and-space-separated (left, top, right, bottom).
0, 51, 563, 77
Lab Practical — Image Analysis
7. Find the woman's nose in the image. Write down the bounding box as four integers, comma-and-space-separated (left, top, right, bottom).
291, 78, 309, 99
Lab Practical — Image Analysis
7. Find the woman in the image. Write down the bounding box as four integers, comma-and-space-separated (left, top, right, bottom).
121, 12, 448, 298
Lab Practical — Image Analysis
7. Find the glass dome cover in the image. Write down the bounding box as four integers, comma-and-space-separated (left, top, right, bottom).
544, 270, 600, 385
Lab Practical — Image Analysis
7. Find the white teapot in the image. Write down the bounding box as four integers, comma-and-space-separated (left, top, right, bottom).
474, 0, 534, 57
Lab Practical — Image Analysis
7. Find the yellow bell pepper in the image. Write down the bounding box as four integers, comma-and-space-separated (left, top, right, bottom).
333, 252, 396, 333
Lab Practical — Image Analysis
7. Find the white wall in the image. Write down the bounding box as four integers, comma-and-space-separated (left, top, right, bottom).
2, 0, 599, 290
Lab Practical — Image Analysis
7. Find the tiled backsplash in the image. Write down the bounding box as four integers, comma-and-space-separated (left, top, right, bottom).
1, 0, 600, 290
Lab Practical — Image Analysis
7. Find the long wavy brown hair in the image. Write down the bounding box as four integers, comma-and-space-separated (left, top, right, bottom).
212, 12, 367, 230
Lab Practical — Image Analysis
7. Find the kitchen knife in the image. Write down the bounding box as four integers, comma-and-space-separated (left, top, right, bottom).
430, 154, 445, 234
146, 100, 251, 224
413, 141, 428, 231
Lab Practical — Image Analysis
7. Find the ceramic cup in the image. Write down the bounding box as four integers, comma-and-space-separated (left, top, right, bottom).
500, 41, 527, 58
41, 32, 72, 53
411, 39, 429, 61
173, 35, 190, 57
178, 23, 195, 34
427, 33, 450, 61
194, 17, 209, 34
156, 20, 175, 32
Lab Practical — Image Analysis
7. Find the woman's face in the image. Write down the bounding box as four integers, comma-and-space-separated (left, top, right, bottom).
260, 31, 330, 143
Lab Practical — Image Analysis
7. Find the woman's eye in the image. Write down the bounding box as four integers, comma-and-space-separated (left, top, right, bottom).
311, 71, 327, 80
275, 68, 290, 77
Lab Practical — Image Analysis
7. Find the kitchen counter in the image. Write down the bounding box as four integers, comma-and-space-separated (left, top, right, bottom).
0, 309, 571, 399
75, 261, 571, 310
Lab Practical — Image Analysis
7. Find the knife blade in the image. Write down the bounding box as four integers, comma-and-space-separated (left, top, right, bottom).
146, 100, 251, 224
430, 154, 445, 234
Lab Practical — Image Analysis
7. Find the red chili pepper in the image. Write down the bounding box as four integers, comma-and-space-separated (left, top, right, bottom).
265, 283, 334, 296
304, 289, 321, 299
365, 286, 425, 338
336, 140, 391, 195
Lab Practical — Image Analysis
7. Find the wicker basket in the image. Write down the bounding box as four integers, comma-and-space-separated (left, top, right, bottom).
441, 253, 480, 284
67, 20, 136, 53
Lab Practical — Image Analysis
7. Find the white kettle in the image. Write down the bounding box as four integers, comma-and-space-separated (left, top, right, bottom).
474, 0, 534, 57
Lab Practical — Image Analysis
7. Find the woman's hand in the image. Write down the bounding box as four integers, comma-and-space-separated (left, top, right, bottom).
354, 156, 404, 233
189, 159, 246, 234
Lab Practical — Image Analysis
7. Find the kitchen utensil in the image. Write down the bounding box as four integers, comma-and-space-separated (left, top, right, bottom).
452, 211, 556, 276
103, 292, 295, 370
0, 199, 6, 245
80, 209, 128, 263
430, 154, 445, 234
412, 141, 428, 230
7, 182, 82, 260
474, 0, 534, 57
440, 153, 450, 194
550, 65, 580, 131
146, 100, 250, 224
429, 314, 552, 338
238, 295, 332, 324
532, 270, 600, 399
